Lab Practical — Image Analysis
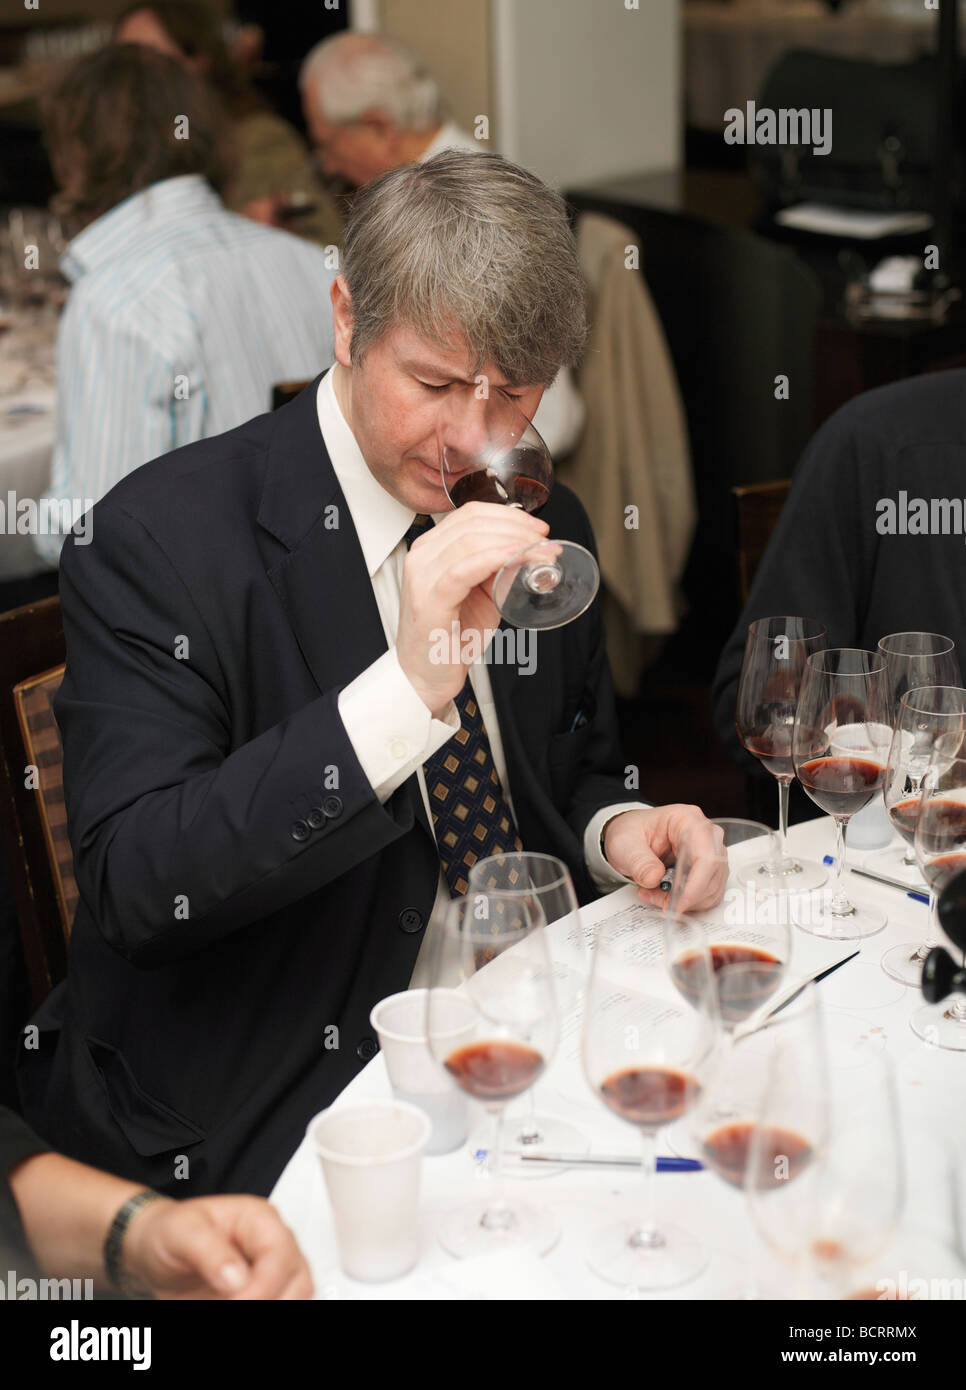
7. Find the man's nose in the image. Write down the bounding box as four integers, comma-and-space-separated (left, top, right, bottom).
439, 390, 501, 466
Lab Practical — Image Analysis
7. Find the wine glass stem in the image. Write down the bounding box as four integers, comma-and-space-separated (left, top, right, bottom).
777, 778, 792, 865
829, 817, 854, 916
518, 1089, 541, 1145
630, 1129, 664, 1250
925, 888, 939, 953
480, 1105, 515, 1232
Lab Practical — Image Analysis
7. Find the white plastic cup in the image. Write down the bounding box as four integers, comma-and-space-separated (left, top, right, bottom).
370, 989, 474, 1155
308, 1100, 431, 1282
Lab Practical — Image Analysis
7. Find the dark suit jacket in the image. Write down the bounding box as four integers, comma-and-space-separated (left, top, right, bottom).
17, 374, 634, 1197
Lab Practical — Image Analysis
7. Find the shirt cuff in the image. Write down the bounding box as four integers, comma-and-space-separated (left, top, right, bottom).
583, 801, 653, 892
337, 647, 460, 802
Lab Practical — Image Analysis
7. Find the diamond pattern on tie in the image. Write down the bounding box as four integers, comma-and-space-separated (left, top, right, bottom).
405, 513, 523, 896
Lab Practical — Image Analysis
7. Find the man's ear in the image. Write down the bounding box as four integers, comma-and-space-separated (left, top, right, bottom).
330, 275, 354, 367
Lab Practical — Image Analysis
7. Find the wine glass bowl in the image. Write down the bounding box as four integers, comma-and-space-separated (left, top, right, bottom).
880, 687, 966, 984
426, 893, 561, 1256
735, 617, 829, 893
791, 649, 892, 939
582, 910, 720, 1289
910, 755, 966, 1048
438, 389, 599, 629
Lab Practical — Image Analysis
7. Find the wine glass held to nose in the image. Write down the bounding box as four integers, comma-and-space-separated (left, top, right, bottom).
438, 387, 600, 630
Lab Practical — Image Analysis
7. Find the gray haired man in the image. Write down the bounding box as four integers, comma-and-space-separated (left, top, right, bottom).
20, 151, 725, 1197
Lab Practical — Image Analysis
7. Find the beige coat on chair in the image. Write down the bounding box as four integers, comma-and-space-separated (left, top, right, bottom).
559, 213, 696, 696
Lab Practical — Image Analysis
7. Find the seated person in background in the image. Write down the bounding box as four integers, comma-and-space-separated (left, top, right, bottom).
115, 0, 343, 247
712, 370, 966, 763
298, 31, 584, 459
19, 151, 724, 1200
32, 44, 337, 569
2, 1106, 311, 1298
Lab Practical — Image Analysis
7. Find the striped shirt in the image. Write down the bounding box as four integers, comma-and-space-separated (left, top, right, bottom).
34, 174, 337, 566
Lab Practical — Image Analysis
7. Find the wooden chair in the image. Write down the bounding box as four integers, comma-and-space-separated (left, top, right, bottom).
732, 479, 792, 606
272, 381, 312, 411
0, 596, 73, 1010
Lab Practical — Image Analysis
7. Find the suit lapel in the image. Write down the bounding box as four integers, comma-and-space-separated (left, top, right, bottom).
257, 376, 433, 840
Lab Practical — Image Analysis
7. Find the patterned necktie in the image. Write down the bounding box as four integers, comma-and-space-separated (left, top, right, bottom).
404, 514, 523, 896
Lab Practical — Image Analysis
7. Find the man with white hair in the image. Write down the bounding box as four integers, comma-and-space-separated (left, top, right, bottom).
298, 31, 584, 458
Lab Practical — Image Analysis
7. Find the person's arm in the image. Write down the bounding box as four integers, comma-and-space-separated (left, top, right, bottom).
8, 1150, 311, 1298
33, 294, 203, 566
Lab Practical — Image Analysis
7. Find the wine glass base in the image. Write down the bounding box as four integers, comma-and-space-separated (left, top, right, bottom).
437, 1197, 560, 1259
587, 1218, 708, 1291
863, 847, 925, 885
471, 1113, 589, 1179
735, 856, 828, 894
909, 1002, 966, 1051
880, 942, 926, 987
792, 893, 887, 940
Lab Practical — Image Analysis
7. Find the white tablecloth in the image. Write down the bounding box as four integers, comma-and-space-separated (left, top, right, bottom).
271, 816, 966, 1300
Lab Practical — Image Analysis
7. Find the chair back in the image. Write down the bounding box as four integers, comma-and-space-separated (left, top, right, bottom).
732, 479, 792, 605
0, 597, 71, 1008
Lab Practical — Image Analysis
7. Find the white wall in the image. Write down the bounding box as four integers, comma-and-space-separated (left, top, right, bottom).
492, 0, 681, 188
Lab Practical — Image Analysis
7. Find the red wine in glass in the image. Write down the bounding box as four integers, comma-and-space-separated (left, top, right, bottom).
439, 392, 599, 630
672, 945, 785, 1024
701, 1121, 813, 1190
599, 1065, 699, 1128
445, 1039, 545, 1101
796, 755, 885, 818
888, 797, 921, 845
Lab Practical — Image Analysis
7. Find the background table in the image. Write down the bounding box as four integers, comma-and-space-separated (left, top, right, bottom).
271, 816, 966, 1300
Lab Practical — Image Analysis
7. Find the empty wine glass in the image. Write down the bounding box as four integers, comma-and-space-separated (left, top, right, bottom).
439, 387, 599, 629
735, 616, 829, 893
465, 851, 589, 1173
792, 649, 893, 938
426, 893, 560, 1256
877, 632, 961, 713
880, 686, 966, 984
582, 908, 720, 1289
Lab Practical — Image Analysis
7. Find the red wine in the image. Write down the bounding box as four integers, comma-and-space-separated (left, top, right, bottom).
742, 728, 794, 780
599, 1065, 697, 1127
445, 1040, 544, 1100
797, 756, 885, 817
448, 470, 550, 512
672, 945, 784, 1022
922, 852, 966, 893
888, 797, 921, 846
702, 1122, 812, 1190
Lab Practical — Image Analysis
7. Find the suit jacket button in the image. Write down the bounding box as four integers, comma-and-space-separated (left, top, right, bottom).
290, 819, 311, 842
399, 908, 423, 933
307, 807, 326, 830
322, 795, 343, 819
356, 1037, 378, 1061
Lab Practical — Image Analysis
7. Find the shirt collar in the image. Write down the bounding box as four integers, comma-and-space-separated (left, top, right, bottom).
60, 175, 221, 283
316, 366, 448, 577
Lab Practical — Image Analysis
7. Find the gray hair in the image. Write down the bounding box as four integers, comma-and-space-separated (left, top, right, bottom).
341, 150, 588, 386
299, 32, 440, 131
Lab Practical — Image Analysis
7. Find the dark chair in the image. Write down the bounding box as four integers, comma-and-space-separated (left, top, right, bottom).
272, 381, 312, 411
732, 479, 792, 606
563, 192, 822, 673
0, 596, 72, 1010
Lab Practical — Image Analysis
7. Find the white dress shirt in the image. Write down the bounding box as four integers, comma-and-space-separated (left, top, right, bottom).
318, 366, 647, 986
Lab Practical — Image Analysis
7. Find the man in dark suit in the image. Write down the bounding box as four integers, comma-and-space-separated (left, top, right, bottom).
18, 151, 723, 1198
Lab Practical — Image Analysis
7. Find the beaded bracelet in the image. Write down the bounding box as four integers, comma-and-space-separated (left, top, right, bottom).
104, 1189, 168, 1298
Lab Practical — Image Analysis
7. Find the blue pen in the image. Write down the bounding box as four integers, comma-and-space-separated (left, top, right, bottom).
822, 854, 928, 903
474, 1149, 703, 1172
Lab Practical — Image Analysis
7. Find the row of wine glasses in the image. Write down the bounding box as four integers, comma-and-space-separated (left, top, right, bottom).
422, 843, 914, 1292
